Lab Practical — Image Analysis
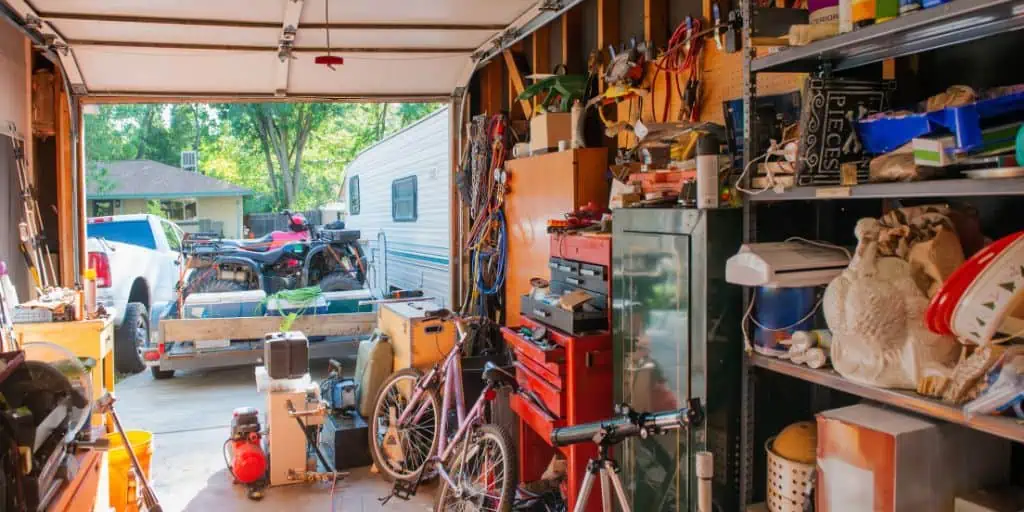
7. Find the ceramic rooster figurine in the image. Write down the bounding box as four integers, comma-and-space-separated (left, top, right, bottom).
824, 218, 961, 389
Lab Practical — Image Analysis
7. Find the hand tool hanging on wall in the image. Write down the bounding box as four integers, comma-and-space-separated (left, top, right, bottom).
12, 135, 57, 290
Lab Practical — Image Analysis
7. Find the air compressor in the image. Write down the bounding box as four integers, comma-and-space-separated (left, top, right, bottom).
225, 407, 268, 499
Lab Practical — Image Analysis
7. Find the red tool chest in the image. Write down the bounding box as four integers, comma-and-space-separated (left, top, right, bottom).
503, 234, 613, 512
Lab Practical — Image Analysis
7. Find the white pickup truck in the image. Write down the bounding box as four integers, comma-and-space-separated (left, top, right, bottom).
86, 214, 184, 376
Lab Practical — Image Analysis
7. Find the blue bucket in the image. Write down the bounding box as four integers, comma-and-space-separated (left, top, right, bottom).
753, 287, 817, 356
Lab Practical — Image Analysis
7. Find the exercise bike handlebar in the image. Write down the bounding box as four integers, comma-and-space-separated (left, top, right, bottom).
550, 399, 704, 448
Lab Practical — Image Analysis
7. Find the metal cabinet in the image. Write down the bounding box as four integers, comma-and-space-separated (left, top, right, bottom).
612, 208, 744, 512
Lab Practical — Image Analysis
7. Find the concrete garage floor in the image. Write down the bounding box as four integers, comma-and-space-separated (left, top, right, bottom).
114, 355, 436, 512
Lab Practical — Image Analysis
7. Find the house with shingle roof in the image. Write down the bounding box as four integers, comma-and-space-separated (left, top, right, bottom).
86, 160, 252, 238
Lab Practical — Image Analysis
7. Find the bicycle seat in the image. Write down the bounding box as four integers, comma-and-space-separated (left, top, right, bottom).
481, 361, 517, 388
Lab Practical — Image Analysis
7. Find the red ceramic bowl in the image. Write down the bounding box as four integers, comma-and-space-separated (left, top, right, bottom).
926, 231, 1024, 336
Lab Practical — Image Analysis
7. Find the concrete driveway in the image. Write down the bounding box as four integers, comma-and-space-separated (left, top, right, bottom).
114, 358, 435, 512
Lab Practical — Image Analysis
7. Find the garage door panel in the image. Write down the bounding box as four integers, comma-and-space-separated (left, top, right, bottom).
287, 53, 467, 96
34, 0, 535, 26
293, 28, 493, 50
30, 0, 288, 24
74, 47, 278, 94
51, 20, 279, 47
297, 0, 535, 25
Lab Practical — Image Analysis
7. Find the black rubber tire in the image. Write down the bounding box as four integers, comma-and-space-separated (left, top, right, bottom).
435, 423, 518, 512
318, 273, 362, 292
369, 368, 441, 482
114, 302, 148, 374
150, 366, 176, 380
193, 278, 248, 293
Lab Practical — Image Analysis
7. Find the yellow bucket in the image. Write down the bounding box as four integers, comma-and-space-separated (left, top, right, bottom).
106, 430, 154, 512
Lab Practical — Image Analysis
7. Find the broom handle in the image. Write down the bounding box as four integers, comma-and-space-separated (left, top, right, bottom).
108, 404, 163, 512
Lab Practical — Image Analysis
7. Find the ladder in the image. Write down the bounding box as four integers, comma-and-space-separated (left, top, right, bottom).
12, 135, 57, 290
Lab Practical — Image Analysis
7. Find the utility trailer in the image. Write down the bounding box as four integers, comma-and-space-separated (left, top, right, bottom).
149, 311, 376, 378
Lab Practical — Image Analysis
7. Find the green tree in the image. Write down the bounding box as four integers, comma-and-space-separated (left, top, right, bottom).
85, 101, 443, 213
220, 103, 342, 209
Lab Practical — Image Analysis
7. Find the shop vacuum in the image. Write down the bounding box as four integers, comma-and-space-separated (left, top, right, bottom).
226, 407, 268, 499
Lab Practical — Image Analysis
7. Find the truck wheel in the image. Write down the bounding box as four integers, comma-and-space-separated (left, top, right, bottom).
318, 273, 361, 292
115, 302, 148, 374
151, 366, 175, 380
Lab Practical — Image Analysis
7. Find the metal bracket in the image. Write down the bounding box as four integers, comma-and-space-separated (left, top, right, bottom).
23, 14, 42, 30
276, 0, 304, 96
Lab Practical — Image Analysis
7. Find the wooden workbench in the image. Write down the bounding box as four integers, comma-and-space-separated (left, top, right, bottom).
47, 449, 110, 512
14, 317, 116, 430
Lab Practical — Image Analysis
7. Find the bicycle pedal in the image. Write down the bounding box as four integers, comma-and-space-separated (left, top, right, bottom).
388, 478, 420, 501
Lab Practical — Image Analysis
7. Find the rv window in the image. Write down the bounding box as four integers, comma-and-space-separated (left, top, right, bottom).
392, 176, 418, 222
349, 176, 360, 215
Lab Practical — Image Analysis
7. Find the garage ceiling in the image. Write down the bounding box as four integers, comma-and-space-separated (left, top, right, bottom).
4, 0, 570, 100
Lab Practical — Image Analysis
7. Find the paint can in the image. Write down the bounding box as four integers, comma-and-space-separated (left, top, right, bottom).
899, 0, 921, 14
851, 0, 876, 28
876, 0, 899, 22
838, 0, 854, 33
808, 0, 840, 25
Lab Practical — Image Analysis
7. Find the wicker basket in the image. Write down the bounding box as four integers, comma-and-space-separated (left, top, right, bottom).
765, 437, 815, 512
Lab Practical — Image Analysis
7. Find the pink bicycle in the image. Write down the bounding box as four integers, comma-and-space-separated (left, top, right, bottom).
370, 309, 518, 511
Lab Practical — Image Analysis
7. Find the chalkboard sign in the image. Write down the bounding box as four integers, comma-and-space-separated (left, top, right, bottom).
797, 78, 893, 186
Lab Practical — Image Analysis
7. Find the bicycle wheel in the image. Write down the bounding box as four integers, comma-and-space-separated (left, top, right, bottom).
369, 368, 441, 481
435, 424, 517, 512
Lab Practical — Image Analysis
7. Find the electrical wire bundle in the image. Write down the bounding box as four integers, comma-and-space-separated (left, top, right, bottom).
653, 17, 708, 123
461, 115, 509, 320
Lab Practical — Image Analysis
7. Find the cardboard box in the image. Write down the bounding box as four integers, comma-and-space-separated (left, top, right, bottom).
817, 404, 1010, 512
529, 111, 573, 154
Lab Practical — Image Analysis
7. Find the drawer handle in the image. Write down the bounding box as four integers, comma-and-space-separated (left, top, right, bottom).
425, 324, 444, 334
533, 309, 550, 318
566, 277, 582, 286
580, 269, 598, 277
558, 266, 572, 272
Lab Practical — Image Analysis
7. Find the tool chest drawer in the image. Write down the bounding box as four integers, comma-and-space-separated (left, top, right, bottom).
550, 279, 607, 309
548, 257, 580, 274
550, 268, 608, 295
514, 361, 564, 418
510, 392, 563, 441
521, 295, 607, 334
502, 325, 566, 367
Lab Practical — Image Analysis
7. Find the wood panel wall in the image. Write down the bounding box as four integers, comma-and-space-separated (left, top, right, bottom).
475, 0, 803, 138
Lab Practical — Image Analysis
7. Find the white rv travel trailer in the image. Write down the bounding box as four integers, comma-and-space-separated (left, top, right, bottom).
341, 107, 451, 305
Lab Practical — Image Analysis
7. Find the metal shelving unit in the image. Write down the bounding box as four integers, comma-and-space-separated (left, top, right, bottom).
748, 177, 1024, 202
739, 0, 1024, 506
751, 355, 1024, 445
752, 0, 1024, 73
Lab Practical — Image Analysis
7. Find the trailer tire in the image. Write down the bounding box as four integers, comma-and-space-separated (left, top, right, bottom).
150, 366, 175, 380
115, 302, 148, 374
318, 273, 361, 292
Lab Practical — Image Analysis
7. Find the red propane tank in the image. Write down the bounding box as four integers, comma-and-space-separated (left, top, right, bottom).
231, 434, 267, 484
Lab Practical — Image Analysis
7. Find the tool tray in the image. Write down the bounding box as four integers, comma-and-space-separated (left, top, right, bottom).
520, 295, 607, 335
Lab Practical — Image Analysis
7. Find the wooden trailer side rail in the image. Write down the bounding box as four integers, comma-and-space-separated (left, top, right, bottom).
159, 312, 377, 343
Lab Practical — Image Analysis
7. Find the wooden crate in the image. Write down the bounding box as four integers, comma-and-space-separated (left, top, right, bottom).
377, 301, 455, 371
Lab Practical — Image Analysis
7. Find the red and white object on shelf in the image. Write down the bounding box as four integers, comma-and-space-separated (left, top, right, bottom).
927, 231, 1024, 345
